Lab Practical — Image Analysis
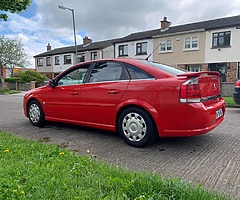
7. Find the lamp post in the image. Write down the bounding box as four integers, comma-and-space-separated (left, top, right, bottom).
58, 5, 77, 63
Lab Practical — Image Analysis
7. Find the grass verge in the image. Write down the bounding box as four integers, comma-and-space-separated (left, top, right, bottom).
222, 96, 236, 106
0, 88, 20, 95
0, 131, 229, 200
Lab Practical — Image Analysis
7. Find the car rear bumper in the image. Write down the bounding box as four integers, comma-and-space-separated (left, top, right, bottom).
158, 99, 226, 137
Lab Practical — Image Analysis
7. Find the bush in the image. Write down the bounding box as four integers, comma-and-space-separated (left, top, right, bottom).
18, 70, 47, 83
4, 77, 21, 83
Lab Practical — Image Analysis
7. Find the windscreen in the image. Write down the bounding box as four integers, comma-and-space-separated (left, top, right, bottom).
138, 60, 185, 76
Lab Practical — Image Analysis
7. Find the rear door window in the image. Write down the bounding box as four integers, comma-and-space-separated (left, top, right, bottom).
124, 63, 154, 80
88, 61, 129, 83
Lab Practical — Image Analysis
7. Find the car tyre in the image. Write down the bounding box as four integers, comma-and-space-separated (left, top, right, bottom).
28, 100, 45, 126
118, 107, 157, 147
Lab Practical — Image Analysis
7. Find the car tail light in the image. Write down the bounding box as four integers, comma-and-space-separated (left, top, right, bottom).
235, 80, 240, 88
180, 78, 201, 103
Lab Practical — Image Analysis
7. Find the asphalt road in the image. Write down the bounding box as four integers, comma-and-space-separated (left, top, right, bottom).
0, 92, 240, 199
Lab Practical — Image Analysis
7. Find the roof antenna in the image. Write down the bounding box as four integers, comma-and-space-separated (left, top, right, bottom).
145, 41, 166, 60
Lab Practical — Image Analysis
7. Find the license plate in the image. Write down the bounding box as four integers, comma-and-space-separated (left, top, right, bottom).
216, 108, 223, 119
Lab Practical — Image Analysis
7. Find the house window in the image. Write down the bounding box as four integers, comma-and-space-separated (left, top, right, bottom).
77, 53, 85, 63
37, 58, 43, 66
118, 45, 128, 57
160, 40, 173, 52
136, 42, 147, 55
64, 55, 72, 64
212, 31, 231, 48
185, 65, 200, 72
55, 56, 60, 65
184, 36, 199, 50
91, 52, 97, 60
46, 57, 51, 66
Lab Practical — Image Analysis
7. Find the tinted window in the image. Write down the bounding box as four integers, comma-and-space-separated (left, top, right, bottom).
138, 60, 185, 76
89, 62, 128, 83
125, 63, 154, 79
57, 64, 90, 86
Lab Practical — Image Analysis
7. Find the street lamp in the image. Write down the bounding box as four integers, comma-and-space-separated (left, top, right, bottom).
58, 5, 77, 63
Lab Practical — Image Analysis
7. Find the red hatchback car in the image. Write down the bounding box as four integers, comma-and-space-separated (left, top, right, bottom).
23, 58, 225, 147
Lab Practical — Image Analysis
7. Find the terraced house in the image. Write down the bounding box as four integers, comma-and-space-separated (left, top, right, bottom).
153, 15, 240, 82
34, 36, 118, 78
34, 15, 240, 82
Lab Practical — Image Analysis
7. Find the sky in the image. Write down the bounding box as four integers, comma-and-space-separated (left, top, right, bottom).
1, 0, 240, 67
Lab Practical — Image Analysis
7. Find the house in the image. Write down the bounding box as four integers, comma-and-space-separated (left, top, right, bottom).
112, 17, 171, 60
153, 15, 240, 82
34, 36, 118, 78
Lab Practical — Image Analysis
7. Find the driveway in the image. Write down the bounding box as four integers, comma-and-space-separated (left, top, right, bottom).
0, 92, 240, 199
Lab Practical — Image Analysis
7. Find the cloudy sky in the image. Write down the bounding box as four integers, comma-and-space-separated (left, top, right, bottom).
1, 0, 240, 67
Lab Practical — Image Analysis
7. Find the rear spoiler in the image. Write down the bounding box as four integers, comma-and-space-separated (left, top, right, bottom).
177, 71, 220, 78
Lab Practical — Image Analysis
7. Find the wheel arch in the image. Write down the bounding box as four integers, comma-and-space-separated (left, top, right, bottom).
26, 97, 44, 117
115, 102, 160, 136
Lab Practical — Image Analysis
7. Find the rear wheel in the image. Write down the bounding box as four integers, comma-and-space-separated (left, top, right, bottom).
28, 100, 45, 126
118, 107, 157, 147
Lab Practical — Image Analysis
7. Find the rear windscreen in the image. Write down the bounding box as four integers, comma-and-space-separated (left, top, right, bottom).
137, 60, 185, 76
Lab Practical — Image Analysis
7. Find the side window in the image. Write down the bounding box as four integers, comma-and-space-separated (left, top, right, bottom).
125, 64, 154, 80
89, 62, 128, 83
57, 64, 90, 86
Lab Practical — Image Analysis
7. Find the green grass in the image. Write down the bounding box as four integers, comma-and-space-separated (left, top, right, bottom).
0, 131, 229, 200
0, 88, 20, 95
222, 96, 236, 106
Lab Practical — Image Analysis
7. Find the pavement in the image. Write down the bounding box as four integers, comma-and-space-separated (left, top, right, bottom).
0, 92, 240, 199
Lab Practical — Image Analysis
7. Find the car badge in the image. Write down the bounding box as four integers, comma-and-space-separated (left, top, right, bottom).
214, 83, 217, 90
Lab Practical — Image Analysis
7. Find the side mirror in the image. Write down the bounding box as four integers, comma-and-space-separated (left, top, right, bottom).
49, 79, 56, 87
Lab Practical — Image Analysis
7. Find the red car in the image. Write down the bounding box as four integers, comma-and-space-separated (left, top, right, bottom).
23, 58, 225, 147
233, 80, 240, 105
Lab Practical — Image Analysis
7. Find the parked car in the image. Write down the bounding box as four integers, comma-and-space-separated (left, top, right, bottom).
233, 80, 240, 105
23, 58, 225, 147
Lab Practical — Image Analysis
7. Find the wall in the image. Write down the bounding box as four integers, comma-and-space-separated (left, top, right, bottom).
153, 31, 206, 65
115, 39, 154, 60
205, 27, 240, 63
221, 82, 235, 97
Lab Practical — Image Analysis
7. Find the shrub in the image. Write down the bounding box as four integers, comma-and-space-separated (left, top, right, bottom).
4, 77, 21, 83
18, 70, 47, 83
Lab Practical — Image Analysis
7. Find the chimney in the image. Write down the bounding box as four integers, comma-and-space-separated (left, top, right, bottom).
47, 43, 51, 51
83, 36, 92, 45
161, 17, 171, 31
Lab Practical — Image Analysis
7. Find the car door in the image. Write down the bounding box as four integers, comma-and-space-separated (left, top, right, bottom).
79, 61, 130, 125
44, 64, 90, 121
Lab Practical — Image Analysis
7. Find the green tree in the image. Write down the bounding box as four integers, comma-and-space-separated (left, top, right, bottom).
0, 0, 31, 21
0, 36, 29, 88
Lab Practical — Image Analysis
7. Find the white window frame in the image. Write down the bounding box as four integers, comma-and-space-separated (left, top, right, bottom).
37, 58, 43, 66
55, 56, 60, 65
159, 40, 173, 53
183, 36, 199, 50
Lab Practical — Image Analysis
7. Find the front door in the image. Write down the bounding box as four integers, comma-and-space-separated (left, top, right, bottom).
44, 64, 90, 121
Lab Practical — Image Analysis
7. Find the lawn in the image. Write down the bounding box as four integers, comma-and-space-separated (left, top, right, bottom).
0, 131, 229, 200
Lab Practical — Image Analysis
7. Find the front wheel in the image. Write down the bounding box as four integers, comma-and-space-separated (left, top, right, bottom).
28, 100, 45, 126
118, 107, 157, 147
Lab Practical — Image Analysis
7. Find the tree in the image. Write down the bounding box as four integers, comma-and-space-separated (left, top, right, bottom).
0, 36, 29, 88
0, 0, 31, 21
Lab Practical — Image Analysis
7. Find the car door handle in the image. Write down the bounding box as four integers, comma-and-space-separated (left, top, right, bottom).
70, 91, 79, 95
108, 89, 120, 94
